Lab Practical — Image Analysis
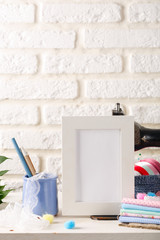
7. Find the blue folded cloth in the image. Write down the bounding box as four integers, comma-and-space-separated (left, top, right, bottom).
119, 216, 160, 225
122, 203, 160, 212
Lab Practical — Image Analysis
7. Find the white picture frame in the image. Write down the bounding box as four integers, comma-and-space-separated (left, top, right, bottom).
62, 116, 134, 216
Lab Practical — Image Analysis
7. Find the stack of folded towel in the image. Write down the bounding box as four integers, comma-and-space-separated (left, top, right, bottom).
119, 198, 160, 229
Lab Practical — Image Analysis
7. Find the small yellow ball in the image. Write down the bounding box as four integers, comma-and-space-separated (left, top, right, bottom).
43, 214, 54, 224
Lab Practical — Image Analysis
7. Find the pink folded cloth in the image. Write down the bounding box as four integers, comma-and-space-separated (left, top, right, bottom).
122, 198, 160, 208
121, 212, 160, 219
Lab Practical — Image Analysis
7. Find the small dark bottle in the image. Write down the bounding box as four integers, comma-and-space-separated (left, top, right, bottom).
112, 103, 160, 151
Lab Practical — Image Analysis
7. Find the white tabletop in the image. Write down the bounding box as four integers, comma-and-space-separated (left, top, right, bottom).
0, 193, 159, 240
0, 214, 160, 240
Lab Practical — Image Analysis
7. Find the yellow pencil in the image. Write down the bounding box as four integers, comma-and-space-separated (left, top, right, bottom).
21, 147, 36, 176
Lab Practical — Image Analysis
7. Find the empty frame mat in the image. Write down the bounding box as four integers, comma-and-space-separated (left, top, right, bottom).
62, 116, 134, 216
76, 130, 121, 202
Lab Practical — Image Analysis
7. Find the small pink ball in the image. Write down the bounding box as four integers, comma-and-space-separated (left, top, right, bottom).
137, 193, 147, 200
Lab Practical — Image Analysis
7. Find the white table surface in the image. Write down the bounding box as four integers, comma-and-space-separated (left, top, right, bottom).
0, 213, 160, 240
0, 193, 159, 240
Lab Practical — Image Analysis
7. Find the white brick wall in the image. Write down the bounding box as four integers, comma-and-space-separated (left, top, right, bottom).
129, 3, 160, 23
0, 1, 159, 197
129, 105, 160, 124
0, 130, 61, 150
130, 55, 160, 73
0, 31, 75, 49
0, 4, 35, 23
0, 79, 78, 100
85, 79, 160, 99
0, 55, 37, 74
85, 29, 160, 48
41, 3, 122, 23
46, 157, 62, 191
43, 54, 122, 73
0, 105, 39, 125
43, 104, 113, 125
0, 155, 40, 175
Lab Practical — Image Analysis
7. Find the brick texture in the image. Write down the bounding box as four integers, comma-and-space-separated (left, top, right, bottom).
129, 3, 160, 23
0, 79, 78, 100
0, 105, 39, 125
130, 55, 160, 73
46, 157, 62, 191
0, 1, 159, 200
0, 130, 61, 150
0, 55, 37, 74
130, 105, 160, 124
43, 104, 113, 124
0, 155, 40, 174
41, 3, 121, 23
85, 29, 160, 48
85, 79, 160, 99
0, 4, 35, 23
0, 31, 75, 48
43, 55, 122, 74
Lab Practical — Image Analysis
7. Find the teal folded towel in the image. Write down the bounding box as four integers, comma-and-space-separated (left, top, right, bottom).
122, 203, 160, 212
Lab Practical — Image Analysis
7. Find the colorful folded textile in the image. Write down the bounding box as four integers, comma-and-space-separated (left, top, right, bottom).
120, 208, 160, 217
119, 197, 160, 227
119, 222, 160, 230
122, 203, 160, 212
119, 216, 160, 225
144, 196, 160, 201
122, 198, 160, 208
121, 212, 160, 219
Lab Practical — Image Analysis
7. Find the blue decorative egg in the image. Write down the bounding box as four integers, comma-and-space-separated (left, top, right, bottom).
64, 220, 75, 229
